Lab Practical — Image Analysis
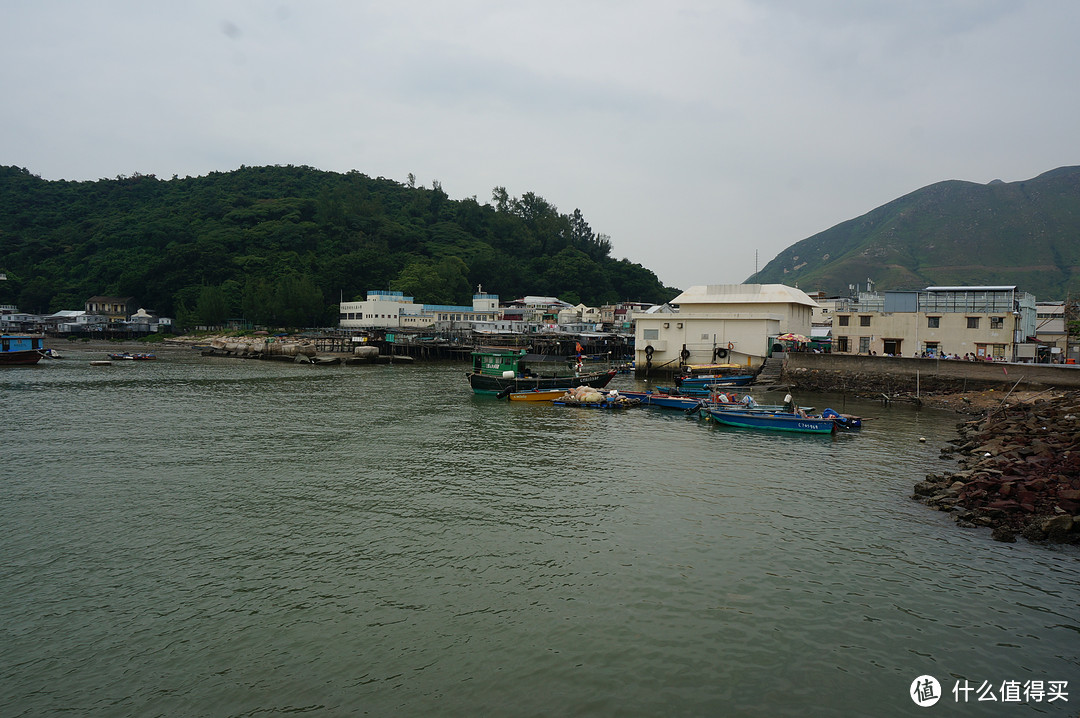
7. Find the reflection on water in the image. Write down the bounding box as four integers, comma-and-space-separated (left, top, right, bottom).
1, 349, 1077, 717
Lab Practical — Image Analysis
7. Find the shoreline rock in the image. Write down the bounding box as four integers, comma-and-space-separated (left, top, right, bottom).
914, 391, 1080, 544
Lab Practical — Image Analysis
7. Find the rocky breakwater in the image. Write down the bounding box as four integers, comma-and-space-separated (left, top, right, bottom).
914, 391, 1080, 544
200, 338, 389, 365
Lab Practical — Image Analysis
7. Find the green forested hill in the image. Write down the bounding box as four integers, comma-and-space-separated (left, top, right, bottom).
747, 166, 1080, 299
0, 165, 678, 325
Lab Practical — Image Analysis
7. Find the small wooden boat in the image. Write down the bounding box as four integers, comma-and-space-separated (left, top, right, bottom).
89, 360, 112, 366
507, 388, 567, 402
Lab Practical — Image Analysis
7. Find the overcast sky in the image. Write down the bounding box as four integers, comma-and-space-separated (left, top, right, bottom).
2, 1, 1077, 291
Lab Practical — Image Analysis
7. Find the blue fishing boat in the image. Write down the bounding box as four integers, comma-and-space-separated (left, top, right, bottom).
656, 384, 748, 397
675, 373, 756, 388
675, 363, 757, 389
1, 335, 45, 365
704, 407, 838, 434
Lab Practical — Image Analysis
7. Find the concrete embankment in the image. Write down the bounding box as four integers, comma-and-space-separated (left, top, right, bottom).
913, 391, 1080, 545
782, 353, 1080, 401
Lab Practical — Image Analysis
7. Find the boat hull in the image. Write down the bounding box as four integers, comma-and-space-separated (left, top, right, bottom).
0, 349, 43, 365
706, 408, 836, 434
507, 389, 568, 401
618, 390, 704, 411
676, 374, 756, 388
468, 369, 617, 395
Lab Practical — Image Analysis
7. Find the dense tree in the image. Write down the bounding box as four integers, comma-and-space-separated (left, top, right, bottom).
0, 164, 679, 328
195, 285, 228, 326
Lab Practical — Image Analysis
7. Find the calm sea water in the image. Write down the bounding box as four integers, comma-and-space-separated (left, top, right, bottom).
1, 346, 1077, 717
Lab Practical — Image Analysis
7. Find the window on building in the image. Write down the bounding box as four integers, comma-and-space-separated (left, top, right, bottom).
990, 316, 1003, 329
858, 336, 871, 353
967, 317, 980, 329
924, 342, 939, 356
837, 315, 849, 327
859, 315, 871, 327
643, 329, 659, 340
992, 344, 1006, 358
836, 336, 849, 352
927, 316, 940, 328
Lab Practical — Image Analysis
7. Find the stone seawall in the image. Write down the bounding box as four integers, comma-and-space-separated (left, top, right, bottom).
914, 391, 1080, 544
782, 353, 1080, 399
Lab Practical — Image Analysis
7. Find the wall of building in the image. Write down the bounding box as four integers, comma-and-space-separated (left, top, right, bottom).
635, 315, 779, 369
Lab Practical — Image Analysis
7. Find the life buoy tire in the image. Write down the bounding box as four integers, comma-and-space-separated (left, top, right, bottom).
713, 347, 728, 360
644, 345, 654, 358
727, 342, 734, 350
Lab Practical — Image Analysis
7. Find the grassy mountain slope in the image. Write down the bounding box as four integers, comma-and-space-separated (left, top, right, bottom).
747, 166, 1080, 299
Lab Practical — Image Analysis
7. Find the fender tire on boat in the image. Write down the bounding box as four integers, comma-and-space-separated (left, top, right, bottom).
644, 345, 654, 358
714, 347, 728, 360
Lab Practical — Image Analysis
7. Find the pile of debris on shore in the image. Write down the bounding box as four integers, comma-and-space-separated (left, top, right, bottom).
914, 391, 1080, 544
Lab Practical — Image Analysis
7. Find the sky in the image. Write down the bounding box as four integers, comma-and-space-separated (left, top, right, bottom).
2, 1, 1078, 291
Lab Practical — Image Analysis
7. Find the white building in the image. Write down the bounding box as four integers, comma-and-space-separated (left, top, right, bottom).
339, 290, 501, 330
633, 284, 818, 369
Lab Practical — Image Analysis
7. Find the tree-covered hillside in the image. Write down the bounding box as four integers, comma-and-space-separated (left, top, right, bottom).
747, 166, 1080, 300
0, 165, 678, 325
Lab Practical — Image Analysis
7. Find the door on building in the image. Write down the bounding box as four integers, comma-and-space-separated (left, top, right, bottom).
883, 339, 902, 356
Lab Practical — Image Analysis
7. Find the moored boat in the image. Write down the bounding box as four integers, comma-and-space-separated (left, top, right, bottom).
1, 335, 45, 365
506, 388, 568, 402
619, 389, 725, 411
468, 348, 617, 395
703, 407, 838, 434
552, 387, 640, 409
675, 363, 758, 389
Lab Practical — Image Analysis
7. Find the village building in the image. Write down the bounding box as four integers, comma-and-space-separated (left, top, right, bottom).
632, 284, 818, 370
828, 285, 1037, 360
84, 296, 136, 322
1034, 301, 1068, 362
338, 289, 502, 330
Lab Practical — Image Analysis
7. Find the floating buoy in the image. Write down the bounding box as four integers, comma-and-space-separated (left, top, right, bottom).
918, 437, 926, 442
